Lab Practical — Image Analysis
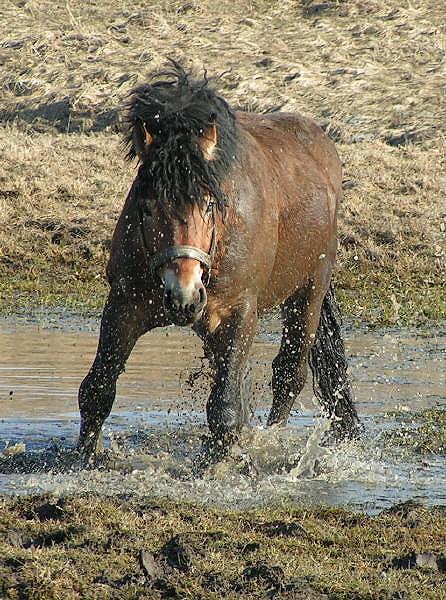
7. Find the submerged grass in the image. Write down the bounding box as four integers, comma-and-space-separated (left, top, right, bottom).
384, 408, 446, 456
0, 0, 445, 323
1, 494, 445, 599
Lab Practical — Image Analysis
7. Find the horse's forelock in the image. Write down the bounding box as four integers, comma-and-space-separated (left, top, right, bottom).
123, 63, 238, 215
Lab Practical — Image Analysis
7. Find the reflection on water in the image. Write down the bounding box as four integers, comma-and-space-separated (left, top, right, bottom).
0, 314, 445, 513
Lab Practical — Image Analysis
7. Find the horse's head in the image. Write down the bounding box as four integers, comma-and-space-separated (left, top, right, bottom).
125, 63, 239, 325
136, 122, 219, 326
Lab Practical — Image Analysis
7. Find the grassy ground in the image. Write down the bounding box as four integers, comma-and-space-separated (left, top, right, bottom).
1, 494, 445, 599
0, 0, 445, 324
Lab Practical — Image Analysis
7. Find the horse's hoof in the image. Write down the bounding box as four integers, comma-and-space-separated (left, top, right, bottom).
238, 453, 258, 478
193, 435, 231, 476
73, 446, 93, 469
76, 430, 105, 467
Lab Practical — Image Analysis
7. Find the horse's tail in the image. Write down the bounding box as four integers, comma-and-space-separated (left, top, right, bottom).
308, 284, 360, 439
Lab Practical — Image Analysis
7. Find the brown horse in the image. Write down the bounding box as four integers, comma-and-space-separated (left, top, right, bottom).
77, 63, 359, 463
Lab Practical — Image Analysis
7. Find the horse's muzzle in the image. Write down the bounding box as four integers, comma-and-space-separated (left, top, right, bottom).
163, 281, 207, 325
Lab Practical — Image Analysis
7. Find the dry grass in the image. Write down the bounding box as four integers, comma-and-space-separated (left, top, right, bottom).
1, 494, 445, 599
2, 0, 445, 141
0, 0, 445, 322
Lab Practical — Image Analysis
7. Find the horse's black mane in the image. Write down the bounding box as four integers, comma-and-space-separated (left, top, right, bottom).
124, 62, 239, 214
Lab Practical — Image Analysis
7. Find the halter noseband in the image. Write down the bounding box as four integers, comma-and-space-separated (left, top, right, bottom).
140, 203, 218, 285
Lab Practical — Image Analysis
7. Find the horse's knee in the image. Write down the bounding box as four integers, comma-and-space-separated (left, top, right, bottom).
80, 370, 117, 418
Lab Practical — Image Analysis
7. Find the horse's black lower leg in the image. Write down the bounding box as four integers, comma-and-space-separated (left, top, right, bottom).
202, 298, 257, 452
267, 286, 317, 426
309, 285, 359, 439
77, 290, 152, 460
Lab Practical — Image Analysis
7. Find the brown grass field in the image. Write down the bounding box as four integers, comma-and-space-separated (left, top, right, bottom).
1, 2, 446, 598
0, 0, 444, 323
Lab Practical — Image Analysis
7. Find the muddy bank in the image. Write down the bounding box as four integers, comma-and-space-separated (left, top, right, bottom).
1, 494, 445, 599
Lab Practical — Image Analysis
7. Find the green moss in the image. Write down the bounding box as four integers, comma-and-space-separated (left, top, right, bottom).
1, 268, 444, 325
0, 274, 107, 317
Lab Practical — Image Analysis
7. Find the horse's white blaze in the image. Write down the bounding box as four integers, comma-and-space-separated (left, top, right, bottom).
162, 261, 203, 295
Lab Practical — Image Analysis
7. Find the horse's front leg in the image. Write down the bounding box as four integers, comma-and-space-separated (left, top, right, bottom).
77, 287, 162, 461
205, 297, 258, 448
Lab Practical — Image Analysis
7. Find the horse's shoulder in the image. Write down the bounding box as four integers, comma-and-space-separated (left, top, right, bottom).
235, 111, 341, 193
237, 112, 334, 153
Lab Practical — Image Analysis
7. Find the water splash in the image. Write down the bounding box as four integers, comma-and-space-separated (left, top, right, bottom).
0, 318, 445, 513
287, 417, 331, 479
1, 412, 445, 515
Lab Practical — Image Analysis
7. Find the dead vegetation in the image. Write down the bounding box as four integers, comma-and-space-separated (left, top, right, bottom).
1, 494, 445, 599
0, 0, 445, 322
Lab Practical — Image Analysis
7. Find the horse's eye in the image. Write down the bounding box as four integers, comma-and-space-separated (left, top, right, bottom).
205, 199, 215, 215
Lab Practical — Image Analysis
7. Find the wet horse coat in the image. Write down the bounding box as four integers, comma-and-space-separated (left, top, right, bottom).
78, 65, 359, 461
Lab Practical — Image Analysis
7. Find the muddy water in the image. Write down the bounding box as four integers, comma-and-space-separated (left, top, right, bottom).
0, 313, 445, 513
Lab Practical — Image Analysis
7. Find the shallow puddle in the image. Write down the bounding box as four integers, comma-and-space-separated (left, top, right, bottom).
0, 312, 445, 513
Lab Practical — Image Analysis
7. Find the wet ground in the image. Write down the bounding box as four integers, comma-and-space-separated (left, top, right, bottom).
0, 312, 445, 513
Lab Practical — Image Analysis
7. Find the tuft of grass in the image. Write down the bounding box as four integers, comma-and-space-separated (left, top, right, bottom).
1, 494, 445, 599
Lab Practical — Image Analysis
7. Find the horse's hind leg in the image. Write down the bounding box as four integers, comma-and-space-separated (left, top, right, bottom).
77, 288, 157, 461
267, 283, 359, 440
267, 285, 318, 426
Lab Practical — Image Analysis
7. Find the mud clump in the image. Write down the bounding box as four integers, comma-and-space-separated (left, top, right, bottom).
139, 549, 161, 579
238, 563, 327, 599
161, 534, 194, 573
390, 552, 446, 574
31, 499, 66, 522
241, 561, 284, 588
256, 519, 309, 538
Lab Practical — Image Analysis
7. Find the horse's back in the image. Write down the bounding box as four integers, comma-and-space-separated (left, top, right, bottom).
236, 111, 342, 195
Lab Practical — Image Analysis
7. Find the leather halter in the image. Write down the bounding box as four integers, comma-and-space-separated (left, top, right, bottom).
140, 203, 218, 285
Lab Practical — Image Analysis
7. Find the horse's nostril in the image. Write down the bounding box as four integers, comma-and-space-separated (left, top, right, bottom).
164, 284, 206, 320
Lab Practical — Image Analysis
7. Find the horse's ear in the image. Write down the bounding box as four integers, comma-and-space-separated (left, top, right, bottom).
198, 123, 217, 161
133, 121, 153, 160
